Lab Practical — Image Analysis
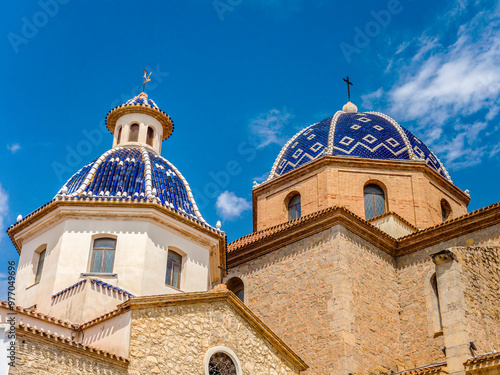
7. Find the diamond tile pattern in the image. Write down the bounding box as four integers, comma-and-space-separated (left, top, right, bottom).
275, 116, 332, 177
63, 148, 198, 218
271, 112, 449, 180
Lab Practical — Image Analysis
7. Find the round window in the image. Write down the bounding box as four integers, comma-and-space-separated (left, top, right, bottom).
208, 352, 237, 375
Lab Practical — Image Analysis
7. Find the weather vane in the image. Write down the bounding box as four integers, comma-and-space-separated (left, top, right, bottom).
139, 69, 152, 92
343, 76, 353, 102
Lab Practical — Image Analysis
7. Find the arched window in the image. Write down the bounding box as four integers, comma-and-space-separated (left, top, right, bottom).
166, 250, 182, 289
226, 277, 244, 302
288, 194, 301, 220
431, 273, 443, 331
364, 184, 385, 220
90, 238, 116, 273
441, 199, 452, 222
129, 123, 139, 142
34, 248, 46, 284
208, 352, 237, 375
205, 347, 242, 375
117, 126, 122, 143
146, 126, 154, 146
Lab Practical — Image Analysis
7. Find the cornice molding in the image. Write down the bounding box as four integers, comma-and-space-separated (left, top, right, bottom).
253, 155, 470, 205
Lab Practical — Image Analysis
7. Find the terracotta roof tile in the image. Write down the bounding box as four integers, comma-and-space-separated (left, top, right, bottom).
228, 205, 394, 253
17, 324, 129, 363
394, 362, 447, 375
466, 350, 500, 364
0, 300, 76, 329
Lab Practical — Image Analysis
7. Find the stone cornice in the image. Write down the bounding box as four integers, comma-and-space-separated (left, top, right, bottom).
8, 198, 225, 260
16, 324, 129, 367
106, 104, 174, 141
230, 206, 397, 267
396, 202, 500, 255
118, 289, 308, 371
229, 202, 500, 264
253, 155, 470, 205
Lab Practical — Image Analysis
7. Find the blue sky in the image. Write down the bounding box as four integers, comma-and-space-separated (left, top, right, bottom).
1, 1, 499, 298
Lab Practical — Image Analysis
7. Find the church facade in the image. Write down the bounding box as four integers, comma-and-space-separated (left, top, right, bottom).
0, 90, 499, 375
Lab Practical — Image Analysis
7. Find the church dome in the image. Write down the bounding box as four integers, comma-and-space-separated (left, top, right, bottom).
59, 146, 205, 221
268, 109, 451, 181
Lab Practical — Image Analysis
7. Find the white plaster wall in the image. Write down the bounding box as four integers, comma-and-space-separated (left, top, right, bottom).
14, 222, 66, 315
82, 311, 131, 358
113, 113, 163, 153
0, 323, 12, 375
142, 221, 211, 295
14, 208, 215, 324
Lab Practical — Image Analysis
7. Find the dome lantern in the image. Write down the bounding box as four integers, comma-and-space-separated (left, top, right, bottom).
105, 92, 174, 154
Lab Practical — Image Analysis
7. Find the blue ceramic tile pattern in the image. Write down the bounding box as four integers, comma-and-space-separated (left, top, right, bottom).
149, 152, 197, 216
273, 112, 448, 179
332, 113, 410, 160
62, 148, 198, 218
402, 128, 447, 178
275, 116, 332, 177
125, 96, 158, 109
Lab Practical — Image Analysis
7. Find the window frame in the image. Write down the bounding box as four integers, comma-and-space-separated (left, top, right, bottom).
165, 250, 183, 289
204, 346, 242, 375
90, 237, 116, 274
364, 183, 386, 220
34, 248, 46, 284
287, 193, 301, 221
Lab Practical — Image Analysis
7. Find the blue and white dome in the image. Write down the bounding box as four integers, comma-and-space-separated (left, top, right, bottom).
269, 110, 450, 181
59, 146, 205, 222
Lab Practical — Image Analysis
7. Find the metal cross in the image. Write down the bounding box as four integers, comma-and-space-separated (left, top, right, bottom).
343, 76, 353, 102
139, 69, 152, 92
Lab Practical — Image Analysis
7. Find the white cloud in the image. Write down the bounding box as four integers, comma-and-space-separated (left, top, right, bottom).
364, 7, 500, 170
7, 143, 21, 153
250, 108, 293, 148
216, 191, 251, 221
0, 184, 9, 243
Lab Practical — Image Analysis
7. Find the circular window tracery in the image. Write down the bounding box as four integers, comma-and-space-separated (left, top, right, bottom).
208, 352, 237, 375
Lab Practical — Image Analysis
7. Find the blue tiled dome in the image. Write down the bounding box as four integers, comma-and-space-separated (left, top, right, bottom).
269, 111, 450, 181
125, 94, 159, 108
59, 147, 205, 222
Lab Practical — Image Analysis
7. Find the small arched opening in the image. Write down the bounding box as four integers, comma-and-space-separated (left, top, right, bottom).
226, 277, 244, 302
128, 123, 139, 142
364, 183, 386, 220
441, 199, 452, 222
146, 126, 155, 147
287, 194, 301, 221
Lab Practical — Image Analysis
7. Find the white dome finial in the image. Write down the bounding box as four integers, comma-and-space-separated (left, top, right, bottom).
342, 101, 358, 113
216, 220, 222, 229
16, 214, 22, 222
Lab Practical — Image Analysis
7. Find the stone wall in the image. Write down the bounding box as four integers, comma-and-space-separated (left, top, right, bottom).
340, 228, 402, 374
396, 250, 446, 369
229, 225, 405, 374
228, 227, 338, 374
127, 300, 301, 375
458, 246, 500, 354
9, 332, 127, 375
